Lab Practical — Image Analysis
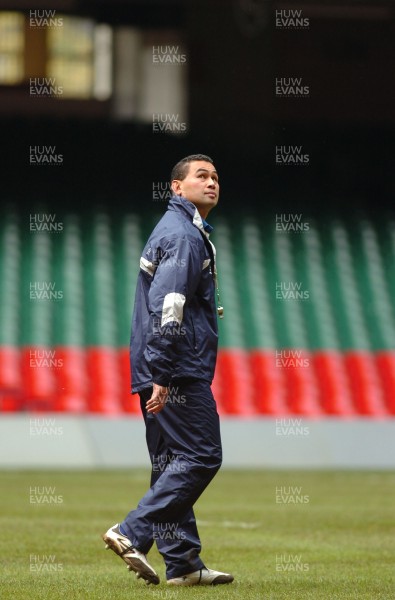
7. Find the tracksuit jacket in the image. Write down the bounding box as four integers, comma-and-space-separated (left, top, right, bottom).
130, 195, 218, 393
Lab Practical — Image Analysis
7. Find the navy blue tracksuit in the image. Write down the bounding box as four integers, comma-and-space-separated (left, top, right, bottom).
121, 196, 222, 579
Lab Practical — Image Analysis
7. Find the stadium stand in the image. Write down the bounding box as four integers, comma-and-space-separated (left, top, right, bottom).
0, 208, 394, 417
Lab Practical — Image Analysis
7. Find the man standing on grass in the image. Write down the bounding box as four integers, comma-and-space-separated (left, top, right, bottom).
102, 154, 233, 587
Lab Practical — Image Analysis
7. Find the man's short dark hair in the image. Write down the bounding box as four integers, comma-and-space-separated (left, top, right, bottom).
170, 154, 213, 183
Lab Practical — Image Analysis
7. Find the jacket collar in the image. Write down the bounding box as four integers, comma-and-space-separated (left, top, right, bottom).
168, 195, 213, 238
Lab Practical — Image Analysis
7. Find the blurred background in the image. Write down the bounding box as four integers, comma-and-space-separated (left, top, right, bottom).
0, 0, 394, 468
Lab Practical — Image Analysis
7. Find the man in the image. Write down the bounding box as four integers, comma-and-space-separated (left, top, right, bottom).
102, 154, 233, 587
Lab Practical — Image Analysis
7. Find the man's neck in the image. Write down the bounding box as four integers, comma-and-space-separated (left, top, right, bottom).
194, 205, 210, 221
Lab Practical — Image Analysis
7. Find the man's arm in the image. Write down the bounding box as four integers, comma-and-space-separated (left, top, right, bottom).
144, 236, 202, 407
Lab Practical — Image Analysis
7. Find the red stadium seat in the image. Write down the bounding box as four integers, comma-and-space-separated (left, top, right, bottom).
21, 346, 57, 412
344, 351, 388, 416
215, 350, 255, 416
120, 348, 140, 414
249, 350, 288, 415
210, 360, 226, 415
52, 347, 88, 413
86, 347, 123, 414
312, 351, 355, 416
375, 351, 395, 415
277, 350, 322, 416
0, 346, 23, 411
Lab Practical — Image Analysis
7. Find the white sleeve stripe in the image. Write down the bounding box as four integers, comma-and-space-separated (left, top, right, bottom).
140, 256, 157, 276
202, 258, 210, 270
161, 292, 186, 327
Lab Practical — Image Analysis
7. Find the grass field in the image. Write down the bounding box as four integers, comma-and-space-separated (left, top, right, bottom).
1, 469, 394, 599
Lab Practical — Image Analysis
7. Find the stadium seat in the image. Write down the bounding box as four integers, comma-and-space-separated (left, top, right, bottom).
53, 347, 87, 413
249, 350, 288, 415
375, 351, 395, 414
215, 350, 255, 416
345, 351, 388, 416
21, 346, 57, 412
311, 351, 355, 416
86, 347, 122, 414
120, 348, 140, 414
279, 349, 322, 416
0, 207, 393, 418
0, 347, 23, 411
211, 361, 226, 414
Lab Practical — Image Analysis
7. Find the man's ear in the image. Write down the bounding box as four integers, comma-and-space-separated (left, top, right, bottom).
171, 180, 182, 195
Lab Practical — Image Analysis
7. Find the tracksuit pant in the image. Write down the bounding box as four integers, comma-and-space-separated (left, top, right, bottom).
121, 378, 223, 579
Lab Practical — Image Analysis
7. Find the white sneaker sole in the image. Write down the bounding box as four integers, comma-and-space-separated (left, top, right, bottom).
102, 530, 160, 585
167, 569, 234, 586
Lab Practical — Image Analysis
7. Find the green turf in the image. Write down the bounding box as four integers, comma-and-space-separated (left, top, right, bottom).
1, 469, 394, 599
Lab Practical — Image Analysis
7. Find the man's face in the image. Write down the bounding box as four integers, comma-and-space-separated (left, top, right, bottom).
171, 161, 219, 218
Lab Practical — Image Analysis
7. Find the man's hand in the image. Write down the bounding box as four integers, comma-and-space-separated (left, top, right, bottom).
146, 383, 169, 414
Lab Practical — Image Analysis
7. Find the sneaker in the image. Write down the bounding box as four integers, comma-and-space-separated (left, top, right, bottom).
102, 523, 160, 585
167, 567, 234, 586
